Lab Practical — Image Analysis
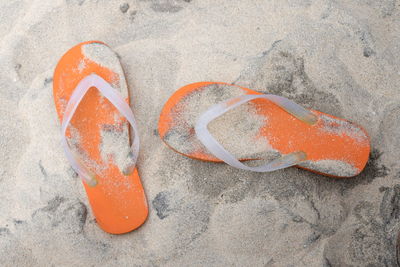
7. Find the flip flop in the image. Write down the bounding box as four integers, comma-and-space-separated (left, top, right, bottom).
158, 82, 370, 177
53, 41, 148, 234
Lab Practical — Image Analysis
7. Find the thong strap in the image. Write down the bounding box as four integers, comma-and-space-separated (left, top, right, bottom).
61, 74, 140, 186
195, 93, 318, 172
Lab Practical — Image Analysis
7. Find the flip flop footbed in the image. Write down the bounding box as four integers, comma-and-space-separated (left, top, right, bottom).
159, 82, 370, 177
53, 41, 147, 234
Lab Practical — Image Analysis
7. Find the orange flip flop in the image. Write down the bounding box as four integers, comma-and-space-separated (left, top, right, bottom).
158, 82, 370, 177
53, 41, 148, 234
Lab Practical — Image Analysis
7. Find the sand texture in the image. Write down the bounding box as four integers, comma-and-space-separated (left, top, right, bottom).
0, 0, 399, 266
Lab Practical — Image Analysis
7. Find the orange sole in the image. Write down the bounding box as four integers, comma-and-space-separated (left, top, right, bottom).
158, 82, 370, 178
53, 41, 148, 234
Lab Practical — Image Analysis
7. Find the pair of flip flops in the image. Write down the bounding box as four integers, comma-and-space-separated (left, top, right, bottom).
53, 41, 370, 234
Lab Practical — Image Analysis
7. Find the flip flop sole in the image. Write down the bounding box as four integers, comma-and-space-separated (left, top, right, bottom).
158, 82, 370, 178
53, 41, 148, 234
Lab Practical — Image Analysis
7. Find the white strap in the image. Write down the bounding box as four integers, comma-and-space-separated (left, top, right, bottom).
195, 94, 318, 172
61, 74, 139, 186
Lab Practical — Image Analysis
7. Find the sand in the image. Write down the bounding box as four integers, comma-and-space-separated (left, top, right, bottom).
0, 0, 399, 266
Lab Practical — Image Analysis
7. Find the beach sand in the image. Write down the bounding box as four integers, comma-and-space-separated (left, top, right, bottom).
0, 0, 399, 266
